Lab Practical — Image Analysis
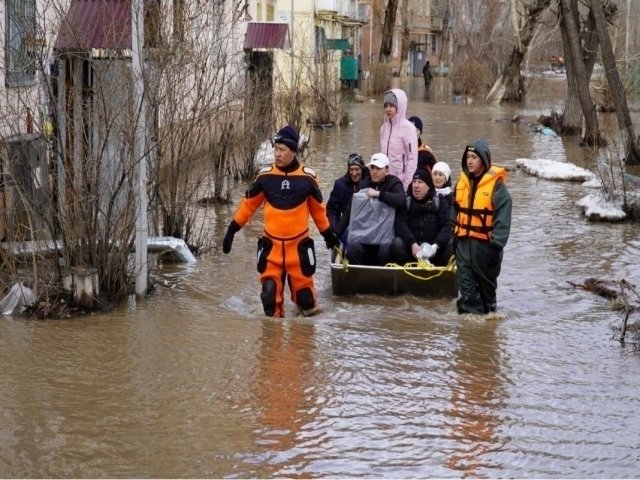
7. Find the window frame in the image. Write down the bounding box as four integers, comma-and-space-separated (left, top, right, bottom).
5, 0, 38, 88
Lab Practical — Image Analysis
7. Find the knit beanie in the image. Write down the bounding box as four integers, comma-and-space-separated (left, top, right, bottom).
383, 91, 398, 108
347, 153, 365, 172
408, 116, 423, 134
274, 125, 299, 152
432, 161, 451, 181
413, 167, 432, 185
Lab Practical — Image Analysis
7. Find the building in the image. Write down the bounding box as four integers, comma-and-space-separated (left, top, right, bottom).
359, 0, 450, 77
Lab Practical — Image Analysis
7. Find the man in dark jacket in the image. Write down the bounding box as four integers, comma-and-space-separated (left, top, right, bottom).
336, 153, 406, 266
391, 169, 453, 266
326, 153, 369, 243
452, 139, 512, 315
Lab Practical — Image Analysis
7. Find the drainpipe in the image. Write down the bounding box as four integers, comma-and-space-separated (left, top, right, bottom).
132, 0, 148, 296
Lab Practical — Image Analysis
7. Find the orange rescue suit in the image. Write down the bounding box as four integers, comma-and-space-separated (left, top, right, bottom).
233, 159, 330, 317
453, 166, 507, 241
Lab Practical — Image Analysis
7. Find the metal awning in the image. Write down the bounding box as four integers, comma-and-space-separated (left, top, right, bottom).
55, 0, 131, 50
243, 22, 290, 50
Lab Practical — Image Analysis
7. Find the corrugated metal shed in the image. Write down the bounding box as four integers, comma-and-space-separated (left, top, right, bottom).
243, 22, 290, 50
55, 0, 131, 50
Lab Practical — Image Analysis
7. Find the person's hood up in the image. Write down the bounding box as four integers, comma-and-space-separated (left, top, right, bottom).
461, 138, 491, 177
384, 88, 409, 123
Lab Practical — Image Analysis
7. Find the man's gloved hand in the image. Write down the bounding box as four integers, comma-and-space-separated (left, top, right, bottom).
321, 228, 340, 249
487, 244, 502, 268
222, 220, 241, 254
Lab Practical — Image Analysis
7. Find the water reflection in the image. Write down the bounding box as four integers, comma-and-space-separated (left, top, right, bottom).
250, 320, 317, 477
446, 319, 506, 477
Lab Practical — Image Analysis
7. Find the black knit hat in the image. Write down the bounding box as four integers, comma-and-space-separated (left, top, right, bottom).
408, 116, 423, 134
347, 153, 365, 171
273, 125, 299, 152
412, 168, 430, 185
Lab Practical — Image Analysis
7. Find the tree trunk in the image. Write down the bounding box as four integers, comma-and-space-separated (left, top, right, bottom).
486, 0, 552, 104
379, 0, 400, 63
561, 6, 599, 134
590, 0, 640, 164
559, 0, 603, 146
399, 0, 410, 78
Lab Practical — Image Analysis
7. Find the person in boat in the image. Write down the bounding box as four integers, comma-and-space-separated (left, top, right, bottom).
452, 139, 512, 315
380, 88, 418, 191
408, 115, 437, 173
390, 169, 453, 267
326, 153, 369, 244
336, 153, 406, 266
221, 125, 339, 318
432, 161, 453, 207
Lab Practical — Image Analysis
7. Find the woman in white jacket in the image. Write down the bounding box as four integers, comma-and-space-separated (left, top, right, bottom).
379, 88, 418, 191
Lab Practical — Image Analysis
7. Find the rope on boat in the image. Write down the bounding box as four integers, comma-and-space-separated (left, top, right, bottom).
385, 255, 457, 281
333, 244, 349, 272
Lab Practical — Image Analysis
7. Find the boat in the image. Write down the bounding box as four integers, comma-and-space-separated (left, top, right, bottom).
330, 250, 458, 297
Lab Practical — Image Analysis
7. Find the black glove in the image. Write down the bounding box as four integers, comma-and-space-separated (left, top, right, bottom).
321, 228, 340, 250
486, 244, 502, 269
222, 220, 241, 254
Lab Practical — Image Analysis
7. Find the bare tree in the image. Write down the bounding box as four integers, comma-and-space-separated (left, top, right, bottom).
589, 0, 640, 164
399, 0, 410, 78
380, 0, 400, 63
559, 0, 603, 146
486, 0, 553, 104
558, 3, 600, 135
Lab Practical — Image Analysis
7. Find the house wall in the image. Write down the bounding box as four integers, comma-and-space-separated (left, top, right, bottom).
0, 0, 71, 139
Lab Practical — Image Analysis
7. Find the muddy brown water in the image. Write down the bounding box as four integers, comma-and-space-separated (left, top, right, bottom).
2, 77, 640, 478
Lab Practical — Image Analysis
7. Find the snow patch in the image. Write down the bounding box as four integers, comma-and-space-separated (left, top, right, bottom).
516, 158, 595, 182
576, 193, 626, 222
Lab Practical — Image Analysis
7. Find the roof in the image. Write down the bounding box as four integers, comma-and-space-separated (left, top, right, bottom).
55, 0, 131, 50
243, 22, 290, 50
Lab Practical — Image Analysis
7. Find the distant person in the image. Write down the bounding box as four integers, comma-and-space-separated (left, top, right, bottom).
452, 139, 512, 315
431, 161, 453, 207
391, 169, 453, 266
380, 88, 418, 191
222, 125, 339, 318
326, 153, 369, 244
336, 153, 406, 266
408, 115, 437, 173
422, 61, 433, 88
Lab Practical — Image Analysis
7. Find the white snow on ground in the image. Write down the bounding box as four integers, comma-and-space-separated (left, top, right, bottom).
516, 157, 628, 221
515, 158, 595, 182
576, 193, 627, 222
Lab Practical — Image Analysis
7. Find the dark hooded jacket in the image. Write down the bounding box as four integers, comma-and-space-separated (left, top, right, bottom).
452, 138, 511, 250
396, 186, 452, 250
326, 158, 370, 229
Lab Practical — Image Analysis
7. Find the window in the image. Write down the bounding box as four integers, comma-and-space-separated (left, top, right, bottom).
266, 4, 274, 21
430, 34, 437, 55
256, 2, 262, 21
5, 0, 38, 87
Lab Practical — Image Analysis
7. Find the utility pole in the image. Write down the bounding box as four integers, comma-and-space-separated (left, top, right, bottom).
132, 0, 148, 296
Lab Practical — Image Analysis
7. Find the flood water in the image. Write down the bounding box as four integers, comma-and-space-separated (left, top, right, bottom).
2, 77, 640, 478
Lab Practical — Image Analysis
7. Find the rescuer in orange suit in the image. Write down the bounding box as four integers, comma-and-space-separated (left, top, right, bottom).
222, 125, 339, 317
